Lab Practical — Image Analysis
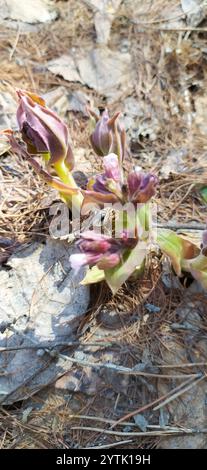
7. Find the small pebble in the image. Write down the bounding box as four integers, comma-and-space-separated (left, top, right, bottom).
145, 303, 161, 313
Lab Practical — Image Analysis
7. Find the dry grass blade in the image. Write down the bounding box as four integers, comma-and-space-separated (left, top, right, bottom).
153, 374, 207, 411
111, 375, 202, 428
85, 440, 133, 449
71, 425, 207, 437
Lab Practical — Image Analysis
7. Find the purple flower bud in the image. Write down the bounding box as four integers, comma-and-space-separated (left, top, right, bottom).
79, 239, 111, 254
70, 230, 136, 271
90, 109, 126, 160
85, 160, 158, 207
70, 253, 89, 271
128, 169, 158, 203
88, 153, 123, 202
92, 174, 110, 194
90, 109, 112, 157
97, 253, 121, 270
103, 154, 121, 182
16, 89, 74, 169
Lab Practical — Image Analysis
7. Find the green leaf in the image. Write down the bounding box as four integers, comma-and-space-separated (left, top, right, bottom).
157, 229, 199, 276
105, 242, 147, 295
200, 187, 207, 203
191, 270, 207, 289
137, 202, 150, 237
189, 253, 207, 289
80, 266, 105, 285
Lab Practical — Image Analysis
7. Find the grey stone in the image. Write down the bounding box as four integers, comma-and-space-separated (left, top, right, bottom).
43, 88, 91, 118
133, 414, 148, 432
0, 239, 90, 404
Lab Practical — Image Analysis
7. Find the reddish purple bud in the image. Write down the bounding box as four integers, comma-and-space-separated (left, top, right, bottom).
91, 154, 122, 201
97, 253, 121, 270
80, 239, 111, 254
103, 154, 121, 182
90, 110, 112, 156
89, 109, 127, 160
128, 169, 158, 203
127, 171, 142, 199
16, 89, 74, 169
70, 230, 136, 271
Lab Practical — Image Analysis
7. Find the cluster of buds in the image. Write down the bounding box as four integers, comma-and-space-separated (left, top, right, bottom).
85, 153, 158, 206
70, 230, 137, 271
0, 89, 159, 292
4, 88, 206, 294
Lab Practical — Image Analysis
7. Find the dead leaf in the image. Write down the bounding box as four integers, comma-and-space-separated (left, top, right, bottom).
0, 0, 58, 24
47, 47, 133, 102
160, 149, 188, 177
93, 1, 122, 44
181, 0, 207, 27
0, 140, 10, 156
0, 91, 17, 130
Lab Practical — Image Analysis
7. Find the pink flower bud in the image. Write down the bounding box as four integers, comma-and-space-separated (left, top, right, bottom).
103, 154, 121, 182
70, 230, 136, 271
97, 253, 121, 270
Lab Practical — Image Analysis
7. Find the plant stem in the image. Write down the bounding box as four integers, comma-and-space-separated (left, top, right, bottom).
129, 258, 146, 281
54, 161, 83, 214
181, 258, 193, 273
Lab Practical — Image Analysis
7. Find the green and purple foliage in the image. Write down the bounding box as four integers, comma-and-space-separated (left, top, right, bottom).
2, 89, 207, 294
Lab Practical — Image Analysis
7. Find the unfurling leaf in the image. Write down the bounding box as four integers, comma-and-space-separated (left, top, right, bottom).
105, 242, 146, 294
188, 248, 207, 289
157, 229, 199, 276
80, 266, 105, 285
